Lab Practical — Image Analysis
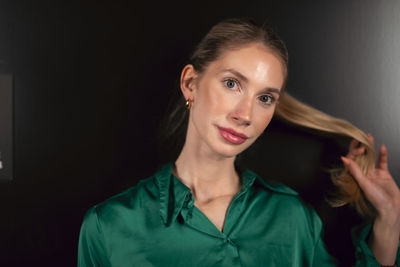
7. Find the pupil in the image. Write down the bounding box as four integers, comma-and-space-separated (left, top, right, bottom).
228, 81, 234, 88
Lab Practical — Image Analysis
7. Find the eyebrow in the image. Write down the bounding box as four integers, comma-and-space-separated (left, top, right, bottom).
219, 68, 281, 95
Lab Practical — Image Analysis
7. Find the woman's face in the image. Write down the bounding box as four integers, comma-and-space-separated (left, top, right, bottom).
182, 42, 285, 158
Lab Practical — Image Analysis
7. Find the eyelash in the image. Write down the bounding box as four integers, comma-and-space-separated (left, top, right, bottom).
222, 78, 276, 105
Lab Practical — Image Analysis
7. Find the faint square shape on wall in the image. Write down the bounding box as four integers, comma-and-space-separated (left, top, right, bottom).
0, 73, 13, 180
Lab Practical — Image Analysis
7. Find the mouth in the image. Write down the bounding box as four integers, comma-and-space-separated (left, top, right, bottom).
217, 126, 248, 145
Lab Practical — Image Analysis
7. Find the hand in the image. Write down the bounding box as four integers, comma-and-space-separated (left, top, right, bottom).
342, 134, 400, 265
341, 134, 400, 223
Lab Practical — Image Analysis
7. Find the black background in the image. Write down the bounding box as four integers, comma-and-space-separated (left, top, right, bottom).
0, 74, 13, 181
0, 0, 399, 266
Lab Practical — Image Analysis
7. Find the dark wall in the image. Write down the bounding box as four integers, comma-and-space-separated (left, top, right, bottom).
0, 1, 399, 266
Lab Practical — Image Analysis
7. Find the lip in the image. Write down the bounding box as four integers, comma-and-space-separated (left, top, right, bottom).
217, 126, 248, 145
218, 126, 248, 139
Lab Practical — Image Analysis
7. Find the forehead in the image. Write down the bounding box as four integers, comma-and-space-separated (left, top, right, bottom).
206, 43, 285, 87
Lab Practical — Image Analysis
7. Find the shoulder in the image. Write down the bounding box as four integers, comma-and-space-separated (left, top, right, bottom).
251, 171, 323, 236
256, 176, 299, 196
83, 174, 160, 228
249, 169, 299, 201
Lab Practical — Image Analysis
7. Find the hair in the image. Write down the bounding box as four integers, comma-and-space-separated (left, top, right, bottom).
156, 17, 376, 218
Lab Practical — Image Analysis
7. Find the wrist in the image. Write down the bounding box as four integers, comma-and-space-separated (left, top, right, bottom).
376, 195, 400, 230
374, 215, 400, 238
369, 219, 399, 266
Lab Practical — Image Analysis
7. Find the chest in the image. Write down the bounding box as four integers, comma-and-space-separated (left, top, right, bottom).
109, 207, 303, 267
194, 195, 236, 232
106, 191, 314, 267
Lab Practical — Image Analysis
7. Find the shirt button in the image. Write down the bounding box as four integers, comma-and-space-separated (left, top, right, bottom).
224, 236, 236, 246
184, 194, 194, 208
187, 198, 194, 208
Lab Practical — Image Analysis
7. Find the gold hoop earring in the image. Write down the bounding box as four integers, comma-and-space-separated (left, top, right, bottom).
185, 99, 192, 110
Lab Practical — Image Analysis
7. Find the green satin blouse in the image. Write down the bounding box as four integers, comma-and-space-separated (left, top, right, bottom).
78, 162, 396, 266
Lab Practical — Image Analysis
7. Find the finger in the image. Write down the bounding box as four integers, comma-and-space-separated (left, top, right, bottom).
341, 156, 368, 188
349, 139, 359, 151
347, 147, 366, 160
347, 139, 360, 158
354, 146, 365, 155
367, 133, 374, 145
377, 144, 389, 171
347, 142, 366, 159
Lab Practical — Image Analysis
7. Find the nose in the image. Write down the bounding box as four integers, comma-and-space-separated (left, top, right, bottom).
231, 96, 253, 126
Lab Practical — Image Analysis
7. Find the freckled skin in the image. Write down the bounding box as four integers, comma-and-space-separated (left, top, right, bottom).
183, 43, 285, 159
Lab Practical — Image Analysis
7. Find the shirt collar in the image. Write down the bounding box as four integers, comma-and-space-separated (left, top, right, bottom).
155, 161, 297, 226
155, 162, 191, 226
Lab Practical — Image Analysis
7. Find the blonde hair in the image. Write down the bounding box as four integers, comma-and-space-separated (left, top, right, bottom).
158, 17, 377, 217
276, 93, 376, 217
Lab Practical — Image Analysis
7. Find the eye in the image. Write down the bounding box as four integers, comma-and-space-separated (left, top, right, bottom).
259, 95, 275, 105
223, 78, 239, 90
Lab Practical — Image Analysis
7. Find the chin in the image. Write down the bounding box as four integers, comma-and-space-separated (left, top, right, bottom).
213, 143, 248, 158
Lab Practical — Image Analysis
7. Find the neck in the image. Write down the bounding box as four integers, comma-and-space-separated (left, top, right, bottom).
173, 143, 241, 203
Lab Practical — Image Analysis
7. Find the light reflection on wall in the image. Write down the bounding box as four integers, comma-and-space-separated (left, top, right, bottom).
275, 1, 400, 183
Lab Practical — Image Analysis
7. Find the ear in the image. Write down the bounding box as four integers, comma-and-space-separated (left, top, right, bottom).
180, 64, 198, 100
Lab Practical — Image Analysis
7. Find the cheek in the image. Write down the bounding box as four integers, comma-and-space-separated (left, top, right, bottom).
198, 81, 230, 116
253, 109, 274, 133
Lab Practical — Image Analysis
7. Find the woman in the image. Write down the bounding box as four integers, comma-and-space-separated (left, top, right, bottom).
78, 18, 400, 266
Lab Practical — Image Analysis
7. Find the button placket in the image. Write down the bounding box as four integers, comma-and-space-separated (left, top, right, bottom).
223, 235, 237, 247
221, 234, 240, 264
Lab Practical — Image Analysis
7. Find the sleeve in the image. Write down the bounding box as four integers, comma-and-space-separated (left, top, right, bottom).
78, 206, 111, 267
352, 223, 400, 267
